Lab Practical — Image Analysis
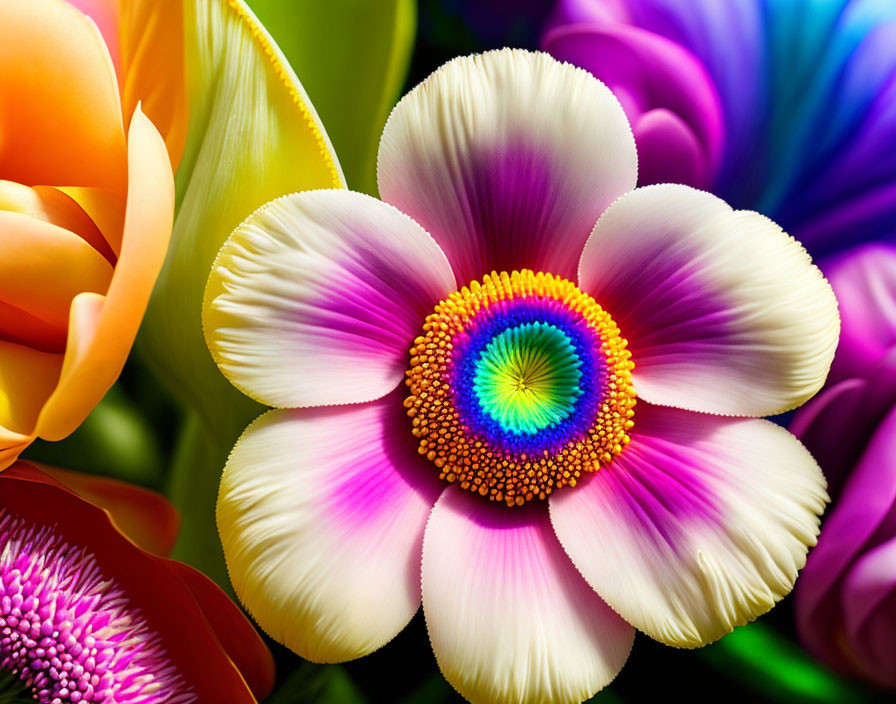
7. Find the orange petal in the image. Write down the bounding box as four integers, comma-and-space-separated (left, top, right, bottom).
0, 181, 110, 257
0, 464, 269, 703
0, 341, 62, 436
119, 0, 188, 168
0, 301, 67, 354
64, 0, 121, 71
32, 186, 118, 262
0, 428, 33, 472
59, 186, 127, 257
36, 464, 180, 556
0, 0, 126, 189
36, 105, 174, 441
168, 561, 276, 701
0, 211, 113, 330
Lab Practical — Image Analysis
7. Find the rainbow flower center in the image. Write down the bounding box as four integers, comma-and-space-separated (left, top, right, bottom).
0, 511, 193, 704
473, 322, 584, 436
405, 270, 636, 506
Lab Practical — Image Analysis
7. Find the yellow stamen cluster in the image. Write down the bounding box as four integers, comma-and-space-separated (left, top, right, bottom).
404, 270, 636, 506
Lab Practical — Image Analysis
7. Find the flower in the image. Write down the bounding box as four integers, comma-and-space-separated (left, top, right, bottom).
0, 0, 175, 469
793, 244, 896, 688
542, 0, 896, 258
204, 49, 839, 703
0, 461, 275, 702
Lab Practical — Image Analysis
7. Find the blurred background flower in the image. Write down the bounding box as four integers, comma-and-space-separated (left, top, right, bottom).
0, 0, 174, 469
542, 0, 896, 260
793, 245, 896, 689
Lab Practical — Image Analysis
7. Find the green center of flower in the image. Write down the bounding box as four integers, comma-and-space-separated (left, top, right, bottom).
473, 322, 583, 436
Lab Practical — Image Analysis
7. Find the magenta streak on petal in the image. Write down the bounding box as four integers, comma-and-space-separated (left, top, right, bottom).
0, 511, 193, 704
320, 388, 444, 530
586, 237, 751, 382
390, 140, 607, 285
464, 145, 567, 279
304, 254, 444, 358
552, 402, 726, 563
590, 404, 724, 547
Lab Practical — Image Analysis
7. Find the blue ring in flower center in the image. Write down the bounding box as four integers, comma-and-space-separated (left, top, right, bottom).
451, 298, 607, 455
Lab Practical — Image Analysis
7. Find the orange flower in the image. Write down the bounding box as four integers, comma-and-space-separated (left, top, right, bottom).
0, 461, 275, 702
0, 0, 178, 469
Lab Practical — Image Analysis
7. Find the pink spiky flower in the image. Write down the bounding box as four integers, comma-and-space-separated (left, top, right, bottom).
0, 463, 274, 704
0, 512, 191, 704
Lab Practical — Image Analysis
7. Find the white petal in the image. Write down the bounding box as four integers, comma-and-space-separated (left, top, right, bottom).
379, 48, 637, 285
217, 389, 443, 661
204, 190, 456, 407
550, 403, 828, 648
423, 487, 634, 704
578, 184, 840, 417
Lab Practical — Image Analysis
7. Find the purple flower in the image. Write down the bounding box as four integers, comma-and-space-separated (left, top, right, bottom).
792, 244, 896, 688
542, 0, 896, 258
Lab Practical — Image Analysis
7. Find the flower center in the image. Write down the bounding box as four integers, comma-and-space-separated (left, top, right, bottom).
474, 322, 583, 435
405, 270, 636, 506
0, 511, 193, 704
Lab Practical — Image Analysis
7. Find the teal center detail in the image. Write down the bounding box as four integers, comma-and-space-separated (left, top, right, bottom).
473, 323, 584, 436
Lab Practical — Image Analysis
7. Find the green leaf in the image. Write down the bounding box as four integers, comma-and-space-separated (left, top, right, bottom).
22, 381, 164, 488
398, 674, 456, 704
137, 0, 344, 586
700, 621, 869, 703
268, 664, 366, 704
246, 0, 416, 193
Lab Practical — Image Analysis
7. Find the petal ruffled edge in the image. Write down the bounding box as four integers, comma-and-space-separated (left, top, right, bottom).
218, 391, 443, 662
579, 184, 840, 417
203, 189, 455, 409
550, 403, 827, 648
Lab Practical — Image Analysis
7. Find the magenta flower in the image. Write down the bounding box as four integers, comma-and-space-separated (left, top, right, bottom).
0, 514, 191, 703
204, 50, 839, 703
0, 462, 275, 703
543, 0, 896, 258
793, 244, 896, 688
